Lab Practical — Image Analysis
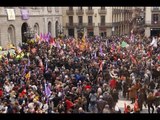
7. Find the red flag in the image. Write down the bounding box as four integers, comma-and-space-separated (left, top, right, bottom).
124, 103, 128, 113
134, 97, 139, 112
39, 59, 44, 71
99, 60, 103, 72
130, 55, 137, 64
50, 37, 56, 47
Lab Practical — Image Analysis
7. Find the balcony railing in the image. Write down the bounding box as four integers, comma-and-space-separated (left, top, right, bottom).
87, 23, 95, 27
76, 9, 84, 15
152, 8, 160, 12
66, 23, 76, 28
151, 21, 160, 25
98, 23, 108, 27
86, 9, 94, 15
98, 9, 107, 14
66, 10, 74, 15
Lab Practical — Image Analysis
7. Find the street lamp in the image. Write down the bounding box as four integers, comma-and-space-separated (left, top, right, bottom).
23, 26, 35, 41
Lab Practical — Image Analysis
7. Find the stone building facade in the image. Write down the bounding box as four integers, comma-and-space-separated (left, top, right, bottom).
0, 7, 62, 48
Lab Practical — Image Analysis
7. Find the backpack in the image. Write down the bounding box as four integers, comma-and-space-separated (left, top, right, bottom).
90, 93, 97, 104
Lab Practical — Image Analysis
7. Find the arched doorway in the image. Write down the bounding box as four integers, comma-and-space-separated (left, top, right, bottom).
8, 25, 16, 46
55, 21, 58, 37
21, 22, 28, 43
48, 21, 52, 34
34, 23, 40, 35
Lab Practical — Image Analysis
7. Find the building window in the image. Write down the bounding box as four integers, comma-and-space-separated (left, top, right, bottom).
69, 16, 73, 25
152, 14, 158, 23
34, 23, 40, 35
8, 25, 16, 45
48, 22, 52, 34
88, 16, 92, 25
101, 16, 105, 25
78, 16, 83, 26
69, 7, 73, 11
88, 7, 92, 10
101, 7, 105, 10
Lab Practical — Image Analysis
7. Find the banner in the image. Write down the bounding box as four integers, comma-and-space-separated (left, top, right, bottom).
21, 9, 29, 20
6, 9, 15, 20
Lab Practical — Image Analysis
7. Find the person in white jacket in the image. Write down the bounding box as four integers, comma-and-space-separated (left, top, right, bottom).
150, 36, 157, 48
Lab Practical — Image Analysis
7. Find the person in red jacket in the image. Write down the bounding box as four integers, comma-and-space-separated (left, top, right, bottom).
109, 77, 117, 90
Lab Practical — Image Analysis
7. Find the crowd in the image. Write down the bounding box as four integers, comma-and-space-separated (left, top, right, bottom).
0, 32, 160, 114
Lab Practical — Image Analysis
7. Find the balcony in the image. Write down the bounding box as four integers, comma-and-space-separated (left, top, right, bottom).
66, 10, 74, 15
151, 21, 160, 26
76, 9, 84, 15
152, 8, 160, 12
87, 23, 95, 27
98, 9, 107, 14
86, 9, 94, 15
66, 23, 76, 28
98, 23, 108, 27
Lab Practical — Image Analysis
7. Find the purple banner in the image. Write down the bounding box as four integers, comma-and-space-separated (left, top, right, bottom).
21, 9, 29, 20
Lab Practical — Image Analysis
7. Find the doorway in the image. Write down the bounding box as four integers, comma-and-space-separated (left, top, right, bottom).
21, 22, 28, 43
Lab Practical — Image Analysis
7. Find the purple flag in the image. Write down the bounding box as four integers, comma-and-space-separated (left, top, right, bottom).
22, 64, 27, 76
21, 9, 29, 20
45, 61, 48, 71
44, 83, 51, 98
94, 52, 97, 59
99, 44, 103, 56
27, 58, 30, 66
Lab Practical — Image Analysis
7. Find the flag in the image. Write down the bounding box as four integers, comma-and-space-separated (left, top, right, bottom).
99, 60, 103, 72
94, 52, 97, 59
39, 59, 44, 71
134, 96, 139, 112
56, 41, 61, 49
17, 46, 22, 54
130, 54, 137, 64
124, 103, 128, 113
25, 71, 31, 79
45, 61, 48, 71
22, 64, 27, 76
49, 37, 56, 47
99, 44, 103, 56
44, 83, 51, 98
121, 41, 128, 48
27, 58, 30, 66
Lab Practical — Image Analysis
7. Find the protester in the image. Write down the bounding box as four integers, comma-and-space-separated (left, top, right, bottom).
0, 32, 160, 114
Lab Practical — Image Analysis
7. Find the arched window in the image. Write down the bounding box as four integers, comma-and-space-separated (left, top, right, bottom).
8, 25, 16, 45
34, 23, 40, 35
55, 21, 58, 37
48, 21, 52, 34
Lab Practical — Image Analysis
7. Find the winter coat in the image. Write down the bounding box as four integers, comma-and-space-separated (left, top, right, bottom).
128, 85, 137, 99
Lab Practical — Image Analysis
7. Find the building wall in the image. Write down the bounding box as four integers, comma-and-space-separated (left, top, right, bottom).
62, 7, 133, 38
0, 7, 63, 48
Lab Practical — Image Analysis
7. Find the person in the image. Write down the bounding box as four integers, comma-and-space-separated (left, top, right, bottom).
147, 92, 156, 114
128, 84, 137, 104
97, 95, 107, 113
